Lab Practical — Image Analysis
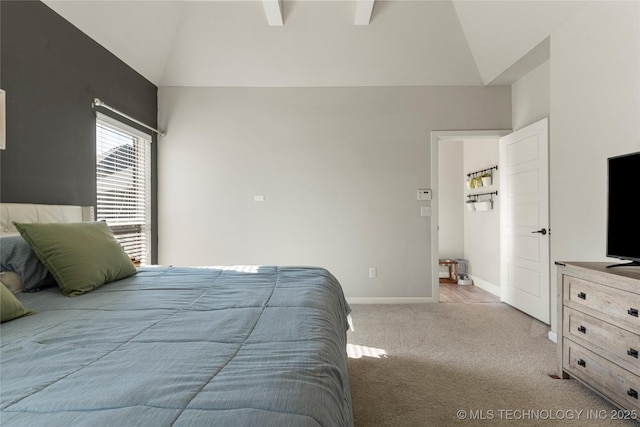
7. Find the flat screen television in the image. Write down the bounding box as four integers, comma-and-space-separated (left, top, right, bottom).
607, 151, 640, 267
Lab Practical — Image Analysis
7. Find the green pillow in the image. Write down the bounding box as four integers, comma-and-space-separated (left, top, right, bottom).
13, 221, 136, 296
1, 281, 33, 322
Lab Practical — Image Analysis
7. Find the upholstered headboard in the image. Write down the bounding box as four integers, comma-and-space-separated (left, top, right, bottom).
0, 203, 94, 236
0, 203, 95, 293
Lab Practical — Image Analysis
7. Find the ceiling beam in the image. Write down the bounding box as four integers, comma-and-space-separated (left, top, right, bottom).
354, 0, 375, 25
262, 0, 283, 26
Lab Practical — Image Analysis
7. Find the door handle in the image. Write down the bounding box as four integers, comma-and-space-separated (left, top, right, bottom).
532, 228, 547, 235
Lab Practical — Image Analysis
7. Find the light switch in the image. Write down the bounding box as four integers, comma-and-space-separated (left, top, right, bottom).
254, 195, 265, 202
421, 206, 431, 217
417, 189, 432, 201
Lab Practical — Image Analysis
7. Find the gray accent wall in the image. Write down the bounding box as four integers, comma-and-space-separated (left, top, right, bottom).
0, 1, 158, 261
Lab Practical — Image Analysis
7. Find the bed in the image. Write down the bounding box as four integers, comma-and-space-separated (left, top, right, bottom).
0, 203, 353, 427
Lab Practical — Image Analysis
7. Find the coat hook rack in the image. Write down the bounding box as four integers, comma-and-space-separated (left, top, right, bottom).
466, 191, 498, 201
467, 165, 498, 179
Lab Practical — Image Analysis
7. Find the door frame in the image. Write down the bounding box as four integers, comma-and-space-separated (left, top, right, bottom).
430, 130, 511, 303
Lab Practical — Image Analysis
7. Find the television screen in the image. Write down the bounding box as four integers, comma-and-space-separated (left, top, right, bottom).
607, 151, 640, 266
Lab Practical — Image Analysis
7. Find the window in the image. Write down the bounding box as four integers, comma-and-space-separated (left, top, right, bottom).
96, 114, 151, 265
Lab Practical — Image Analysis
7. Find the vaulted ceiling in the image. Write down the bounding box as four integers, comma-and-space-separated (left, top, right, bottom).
42, 0, 588, 87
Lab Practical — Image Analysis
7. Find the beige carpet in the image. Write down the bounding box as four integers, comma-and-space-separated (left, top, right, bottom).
347, 303, 639, 426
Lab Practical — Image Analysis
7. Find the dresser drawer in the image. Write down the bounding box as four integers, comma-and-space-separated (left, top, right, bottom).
564, 339, 640, 410
564, 275, 640, 330
564, 308, 640, 375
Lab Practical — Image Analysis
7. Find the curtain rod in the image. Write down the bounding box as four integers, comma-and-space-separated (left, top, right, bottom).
92, 98, 165, 137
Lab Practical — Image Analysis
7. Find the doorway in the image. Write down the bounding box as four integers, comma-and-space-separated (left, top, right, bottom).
430, 131, 510, 304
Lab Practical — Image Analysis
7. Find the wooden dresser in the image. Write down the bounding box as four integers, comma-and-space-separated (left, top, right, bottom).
557, 262, 640, 411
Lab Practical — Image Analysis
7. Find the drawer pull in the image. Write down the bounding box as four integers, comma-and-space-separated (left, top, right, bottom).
628, 348, 639, 358
628, 388, 638, 399
577, 325, 587, 334
628, 308, 639, 317
577, 359, 586, 368
577, 292, 587, 300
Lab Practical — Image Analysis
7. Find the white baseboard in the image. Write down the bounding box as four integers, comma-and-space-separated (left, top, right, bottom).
548, 331, 557, 343
347, 297, 436, 304
469, 275, 501, 297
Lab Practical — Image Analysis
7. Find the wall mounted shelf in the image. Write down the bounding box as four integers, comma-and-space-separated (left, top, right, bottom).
466, 165, 498, 179
465, 165, 498, 211
467, 191, 498, 201
465, 165, 498, 189
466, 191, 498, 212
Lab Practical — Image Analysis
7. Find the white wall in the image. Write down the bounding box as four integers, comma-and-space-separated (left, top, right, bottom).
548, 0, 640, 333
512, 60, 550, 131
507, 1, 639, 335
463, 139, 500, 292
437, 140, 464, 260
158, 86, 511, 301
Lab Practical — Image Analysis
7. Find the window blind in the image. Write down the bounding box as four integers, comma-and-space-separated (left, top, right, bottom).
96, 119, 151, 265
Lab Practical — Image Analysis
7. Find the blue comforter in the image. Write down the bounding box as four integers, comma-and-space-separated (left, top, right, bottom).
1, 266, 353, 426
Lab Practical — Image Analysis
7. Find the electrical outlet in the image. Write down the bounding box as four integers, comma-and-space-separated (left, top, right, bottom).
369, 267, 377, 278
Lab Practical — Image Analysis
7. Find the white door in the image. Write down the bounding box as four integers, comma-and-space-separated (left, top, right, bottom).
499, 118, 550, 324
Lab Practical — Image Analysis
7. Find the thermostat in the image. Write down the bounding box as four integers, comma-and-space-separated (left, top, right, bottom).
417, 189, 432, 201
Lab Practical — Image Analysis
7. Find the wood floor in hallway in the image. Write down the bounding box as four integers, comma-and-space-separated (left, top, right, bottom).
438, 281, 500, 303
